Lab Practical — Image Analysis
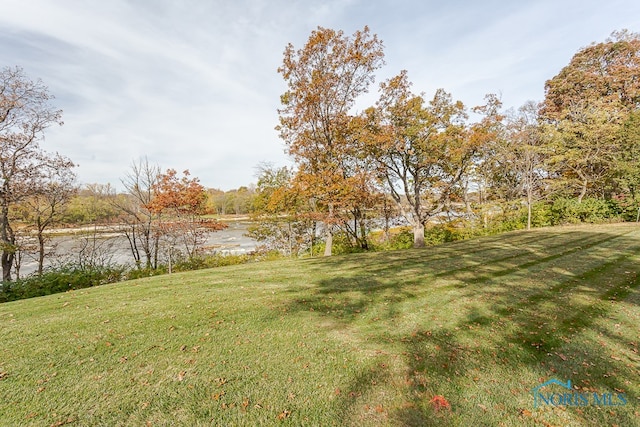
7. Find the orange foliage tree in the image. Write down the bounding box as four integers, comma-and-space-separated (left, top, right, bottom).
277, 26, 385, 256
541, 30, 640, 201
146, 169, 226, 271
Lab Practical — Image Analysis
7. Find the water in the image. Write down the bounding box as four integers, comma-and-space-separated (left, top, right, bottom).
15, 220, 257, 277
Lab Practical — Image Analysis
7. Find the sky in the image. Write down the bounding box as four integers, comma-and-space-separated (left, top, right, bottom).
1, 0, 639, 191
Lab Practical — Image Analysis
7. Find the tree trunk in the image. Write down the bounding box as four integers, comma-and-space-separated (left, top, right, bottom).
577, 179, 588, 203
413, 223, 425, 248
324, 225, 333, 256
310, 221, 316, 257
38, 232, 46, 275
526, 187, 533, 231
2, 252, 13, 282
1, 204, 14, 282
324, 203, 334, 257
359, 217, 368, 250
287, 222, 293, 257
13, 248, 21, 280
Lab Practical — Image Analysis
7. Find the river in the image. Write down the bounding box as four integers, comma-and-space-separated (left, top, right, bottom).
16, 220, 257, 277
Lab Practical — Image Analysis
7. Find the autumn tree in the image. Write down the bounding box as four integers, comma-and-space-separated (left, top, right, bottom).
0, 66, 71, 282
542, 30, 640, 201
277, 26, 385, 256
363, 71, 478, 248
147, 169, 226, 272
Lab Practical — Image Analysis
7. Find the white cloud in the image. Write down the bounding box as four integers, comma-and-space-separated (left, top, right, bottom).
1, 0, 639, 189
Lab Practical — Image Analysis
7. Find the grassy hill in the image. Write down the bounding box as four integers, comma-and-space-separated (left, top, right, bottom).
0, 224, 639, 426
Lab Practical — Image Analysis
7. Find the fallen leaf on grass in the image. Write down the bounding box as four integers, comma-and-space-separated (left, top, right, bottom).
519, 408, 532, 417
557, 353, 568, 361
177, 371, 186, 381
478, 404, 488, 412
212, 391, 225, 400
0, 371, 8, 380
429, 395, 451, 412
610, 354, 622, 361
277, 409, 291, 420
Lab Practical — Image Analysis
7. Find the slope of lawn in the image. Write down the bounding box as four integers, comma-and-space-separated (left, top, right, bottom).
0, 223, 639, 426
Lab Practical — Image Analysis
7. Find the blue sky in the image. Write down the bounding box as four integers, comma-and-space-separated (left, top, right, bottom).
1, 0, 639, 190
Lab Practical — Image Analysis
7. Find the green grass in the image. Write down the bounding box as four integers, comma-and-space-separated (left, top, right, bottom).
1, 223, 639, 426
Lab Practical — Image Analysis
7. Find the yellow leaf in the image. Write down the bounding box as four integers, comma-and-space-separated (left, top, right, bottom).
277, 410, 291, 420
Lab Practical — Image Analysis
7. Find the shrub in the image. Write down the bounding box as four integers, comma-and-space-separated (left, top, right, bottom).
369, 227, 414, 251
0, 264, 126, 303
550, 197, 620, 225
608, 194, 639, 222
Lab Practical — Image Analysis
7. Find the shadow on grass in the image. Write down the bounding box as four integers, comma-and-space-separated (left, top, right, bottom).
284, 226, 640, 426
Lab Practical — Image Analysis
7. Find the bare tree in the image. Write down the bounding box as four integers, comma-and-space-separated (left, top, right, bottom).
0, 66, 68, 281
117, 158, 161, 269
22, 160, 77, 274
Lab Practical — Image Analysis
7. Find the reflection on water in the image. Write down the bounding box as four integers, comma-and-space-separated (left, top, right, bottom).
17, 220, 257, 277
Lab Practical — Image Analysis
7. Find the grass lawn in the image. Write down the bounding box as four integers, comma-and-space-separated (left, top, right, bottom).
1, 223, 639, 426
